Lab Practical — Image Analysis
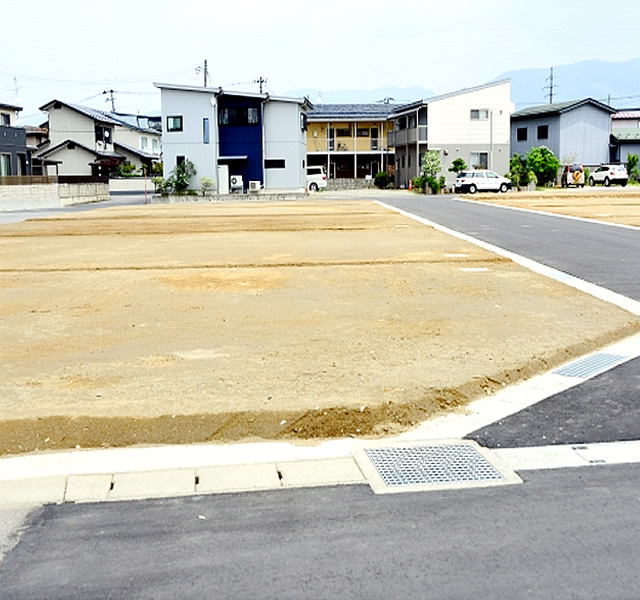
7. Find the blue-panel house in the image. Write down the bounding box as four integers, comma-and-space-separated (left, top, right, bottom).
156, 83, 311, 193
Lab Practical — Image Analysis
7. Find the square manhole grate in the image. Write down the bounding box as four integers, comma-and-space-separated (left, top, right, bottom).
553, 353, 628, 379
353, 440, 521, 494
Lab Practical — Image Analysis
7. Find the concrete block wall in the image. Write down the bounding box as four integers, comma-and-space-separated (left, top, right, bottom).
0, 182, 110, 211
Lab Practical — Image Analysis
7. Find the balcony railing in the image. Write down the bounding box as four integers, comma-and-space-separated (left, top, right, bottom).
308, 137, 389, 153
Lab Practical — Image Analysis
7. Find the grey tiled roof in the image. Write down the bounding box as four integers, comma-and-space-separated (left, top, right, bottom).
307, 103, 400, 120
512, 98, 615, 119
611, 129, 640, 141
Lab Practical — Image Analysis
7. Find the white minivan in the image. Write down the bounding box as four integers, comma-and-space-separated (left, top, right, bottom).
307, 166, 327, 191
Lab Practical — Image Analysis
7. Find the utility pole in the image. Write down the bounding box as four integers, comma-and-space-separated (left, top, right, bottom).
103, 89, 116, 112
196, 60, 210, 87
253, 76, 267, 93
543, 67, 557, 104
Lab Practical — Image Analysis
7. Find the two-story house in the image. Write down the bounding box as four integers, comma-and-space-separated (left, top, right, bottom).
35, 100, 161, 177
510, 98, 615, 167
306, 103, 398, 181
155, 83, 311, 192
390, 80, 512, 188
0, 102, 31, 177
610, 109, 640, 164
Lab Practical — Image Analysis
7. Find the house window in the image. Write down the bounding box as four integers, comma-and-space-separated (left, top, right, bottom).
167, 116, 183, 132
152, 138, 159, 153
517, 127, 528, 142
0, 113, 9, 126
537, 125, 549, 140
265, 159, 285, 169
336, 128, 351, 137
471, 109, 489, 121
219, 108, 259, 126
470, 152, 488, 169
357, 128, 369, 137
140, 136, 148, 151
176, 155, 185, 166
300, 113, 307, 131
397, 117, 407, 131
95, 125, 112, 145
203, 118, 210, 144
0, 153, 11, 176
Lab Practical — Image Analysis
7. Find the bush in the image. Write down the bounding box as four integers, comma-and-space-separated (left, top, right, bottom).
627, 154, 640, 183
116, 163, 137, 178
425, 176, 440, 194
411, 176, 426, 192
374, 171, 390, 189
448, 158, 467, 175
199, 177, 215, 196
526, 146, 560, 187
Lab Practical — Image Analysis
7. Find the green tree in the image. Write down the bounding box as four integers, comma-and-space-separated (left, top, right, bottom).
448, 158, 467, 174
626, 153, 639, 182
374, 171, 390, 189
421, 150, 442, 179
526, 146, 560, 187
509, 153, 529, 188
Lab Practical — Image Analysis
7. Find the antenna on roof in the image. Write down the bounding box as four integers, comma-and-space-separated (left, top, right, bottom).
543, 67, 558, 104
377, 97, 395, 104
103, 89, 116, 112
253, 76, 267, 94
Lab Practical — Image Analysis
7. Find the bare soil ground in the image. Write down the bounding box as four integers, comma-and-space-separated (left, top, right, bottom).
1, 196, 639, 456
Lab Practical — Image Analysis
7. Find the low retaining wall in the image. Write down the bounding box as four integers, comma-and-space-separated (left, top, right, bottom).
327, 178, 374, 191
0, 182, 109, 211
109, 178, 151, 195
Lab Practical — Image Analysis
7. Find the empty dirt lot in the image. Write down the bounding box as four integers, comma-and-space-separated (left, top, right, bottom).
1, 195, 639, 455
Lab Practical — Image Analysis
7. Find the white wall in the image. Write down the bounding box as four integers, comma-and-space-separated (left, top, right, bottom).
47, 105, 99, 149
160, 88, 218, 189
263, 100, 307, 190
428, 81, 512, 147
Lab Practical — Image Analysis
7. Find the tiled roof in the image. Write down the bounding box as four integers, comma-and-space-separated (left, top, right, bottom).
37, 138, 124, 159
114, 141, 159, 159
307, 103, 400, 120
612, 129, 640, 141
613, 110, 640, 120
512, 98, 615, 119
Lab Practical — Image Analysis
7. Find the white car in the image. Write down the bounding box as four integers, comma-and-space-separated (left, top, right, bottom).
455, 170, 512, 194
589, 165, 628, 187
307, 166, 327, 191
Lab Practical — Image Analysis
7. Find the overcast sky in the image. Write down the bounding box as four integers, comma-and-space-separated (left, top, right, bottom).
3, 0, 640, 124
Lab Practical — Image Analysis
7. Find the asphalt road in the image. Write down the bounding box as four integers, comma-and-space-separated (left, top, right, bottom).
382, 194, 640, 300
2, 194, 640, 598
2, 466, 640, 599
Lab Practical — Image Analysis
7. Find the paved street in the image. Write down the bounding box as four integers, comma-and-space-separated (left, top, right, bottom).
2, 466, 640, 599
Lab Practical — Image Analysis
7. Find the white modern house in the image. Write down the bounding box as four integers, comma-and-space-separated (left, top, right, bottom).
390, 80, 513, 187
155, 83, 312, 193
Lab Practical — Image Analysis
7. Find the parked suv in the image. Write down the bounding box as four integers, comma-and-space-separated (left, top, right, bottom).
561, 164, 585, 187
454, 170, 511, 194
307, 166, 327, 191
589, 164, 628, 187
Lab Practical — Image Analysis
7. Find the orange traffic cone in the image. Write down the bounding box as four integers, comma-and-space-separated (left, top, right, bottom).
408, 179, 413, 191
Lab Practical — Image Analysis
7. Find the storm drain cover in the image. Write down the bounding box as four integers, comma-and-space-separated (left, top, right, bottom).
353, 440, 521, 494
553, 353, 628, 379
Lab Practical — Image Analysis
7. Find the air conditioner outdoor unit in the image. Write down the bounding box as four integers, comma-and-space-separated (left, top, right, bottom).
230, 175, 243, 192
249, 180, 260, 193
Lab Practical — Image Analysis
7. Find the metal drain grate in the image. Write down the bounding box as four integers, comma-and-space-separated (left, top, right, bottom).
353, 441, 521, 494
554, 353, 628, 379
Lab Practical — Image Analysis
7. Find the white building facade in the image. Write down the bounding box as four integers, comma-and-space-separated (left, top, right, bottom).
156, 83, 311, 193
390, 80, 513, 187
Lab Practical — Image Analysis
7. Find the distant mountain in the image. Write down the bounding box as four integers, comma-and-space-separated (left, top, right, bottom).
496, 58, 640, 110
286, 58, 640, 112
283, 86, 434, 105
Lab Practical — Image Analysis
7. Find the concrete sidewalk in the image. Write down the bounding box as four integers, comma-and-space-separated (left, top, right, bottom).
2, 331, 640, 505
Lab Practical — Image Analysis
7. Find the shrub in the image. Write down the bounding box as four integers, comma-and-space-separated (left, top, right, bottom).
526, 146, 560, 187
199, 176, 215, 196
411, 176, 426, 191
448, 158, 467, 175
374, 171, 390, 189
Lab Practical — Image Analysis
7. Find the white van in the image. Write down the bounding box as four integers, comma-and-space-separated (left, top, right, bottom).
307, 166, 327, 191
